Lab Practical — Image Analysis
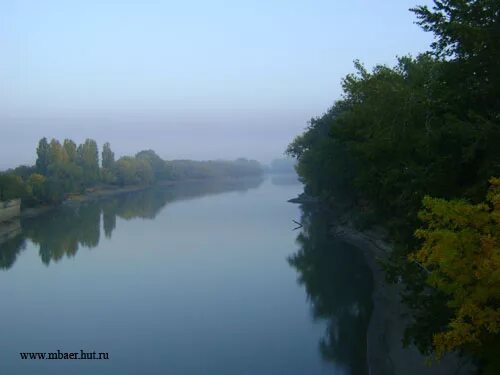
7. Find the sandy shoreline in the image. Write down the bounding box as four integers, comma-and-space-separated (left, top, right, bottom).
334, 224, 475, 375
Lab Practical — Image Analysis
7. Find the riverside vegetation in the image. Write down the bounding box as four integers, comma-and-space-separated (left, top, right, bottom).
287, 1, 499, 372
0, 138, 262, 208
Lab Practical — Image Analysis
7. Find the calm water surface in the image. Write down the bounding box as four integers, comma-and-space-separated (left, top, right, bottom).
0, 176, 372, 375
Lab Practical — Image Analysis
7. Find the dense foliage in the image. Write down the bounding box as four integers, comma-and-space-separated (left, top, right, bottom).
0, 139, 263, 206
411, 178, 499, 359
287, 0, 499, 369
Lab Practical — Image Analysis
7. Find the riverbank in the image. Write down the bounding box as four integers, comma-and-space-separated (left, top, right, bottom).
64, 184, 154, 204
18, 184, 152, 219
17, 176, 263, 220
334, 223, 475, 375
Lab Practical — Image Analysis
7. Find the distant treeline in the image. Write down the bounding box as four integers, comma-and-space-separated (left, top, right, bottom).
0, 138, 262, 206
287, 0, 499, 371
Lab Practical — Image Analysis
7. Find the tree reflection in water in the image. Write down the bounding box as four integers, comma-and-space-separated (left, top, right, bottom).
288, 206, 373, 375
0, 177, 263, 270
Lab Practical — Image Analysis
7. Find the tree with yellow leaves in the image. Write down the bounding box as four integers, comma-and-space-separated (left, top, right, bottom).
411, 177, 500, 358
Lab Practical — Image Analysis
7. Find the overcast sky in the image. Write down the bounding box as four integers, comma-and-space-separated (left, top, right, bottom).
1, 0, 434, 169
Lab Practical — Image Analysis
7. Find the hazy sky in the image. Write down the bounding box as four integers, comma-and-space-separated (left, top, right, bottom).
1, 0, 434, 169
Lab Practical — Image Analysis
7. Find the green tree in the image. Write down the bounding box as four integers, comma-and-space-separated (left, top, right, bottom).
41, 138, 84, 198
135, 158, 154, 185
0, 174, 29, 201
115, 156, 154, 186
135, 149, 164, 180
35, 137, 50, 175
27, 173, 46, 203
101, 142, 116, 184
77, 139, 99, 185
10, 165, 36, 180
48, 138, 68, 165
411, 0, 500, 126
102, 142, 115, 169
114, 157, 136, 186
63, 139, 77, 163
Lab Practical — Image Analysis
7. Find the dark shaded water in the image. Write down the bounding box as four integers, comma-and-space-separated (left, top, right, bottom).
0, 176, 373, 374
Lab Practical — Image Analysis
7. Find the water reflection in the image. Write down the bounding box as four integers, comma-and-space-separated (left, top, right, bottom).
288, 205, 373, 375
0, 177, 263, 270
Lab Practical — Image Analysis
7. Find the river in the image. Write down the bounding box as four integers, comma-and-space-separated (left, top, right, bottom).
0, 175, 373, 375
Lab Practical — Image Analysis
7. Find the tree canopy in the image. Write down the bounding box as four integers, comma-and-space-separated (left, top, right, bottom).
411, 178, 500, 359
1, 138, 263, 207
287, 0, 500, 368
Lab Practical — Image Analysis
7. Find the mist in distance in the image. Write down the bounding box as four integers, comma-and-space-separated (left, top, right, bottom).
1, 0, 433, 169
